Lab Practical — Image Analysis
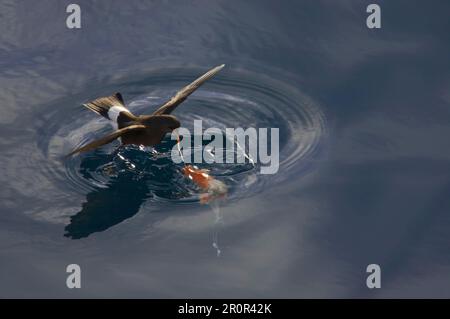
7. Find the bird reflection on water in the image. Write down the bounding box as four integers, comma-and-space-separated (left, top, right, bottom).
64, 140, 189, 239
64, 136, 235, 240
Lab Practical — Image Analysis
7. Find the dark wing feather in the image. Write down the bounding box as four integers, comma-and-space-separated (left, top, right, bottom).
152, 64, 225, 115
66, 124, 146, 157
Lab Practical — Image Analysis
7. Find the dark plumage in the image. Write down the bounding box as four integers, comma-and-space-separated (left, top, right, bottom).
66, 64, 225, 157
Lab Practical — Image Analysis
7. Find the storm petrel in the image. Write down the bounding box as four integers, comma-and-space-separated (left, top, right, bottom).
66, 64, 225, 156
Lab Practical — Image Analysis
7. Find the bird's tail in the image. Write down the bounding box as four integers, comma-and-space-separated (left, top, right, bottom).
82, 92, 126, 119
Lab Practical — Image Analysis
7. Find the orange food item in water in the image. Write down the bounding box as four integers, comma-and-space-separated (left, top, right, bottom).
182, 165, 211, 189
176, 133, 227, 204
182, 165, 227, 204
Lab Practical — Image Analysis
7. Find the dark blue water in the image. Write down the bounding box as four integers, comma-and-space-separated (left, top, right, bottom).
0, 0, 449, 298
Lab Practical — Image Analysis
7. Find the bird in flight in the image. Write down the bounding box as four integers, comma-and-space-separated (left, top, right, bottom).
66, 64, 225, 157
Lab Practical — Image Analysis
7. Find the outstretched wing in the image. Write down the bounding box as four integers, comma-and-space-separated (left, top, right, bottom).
66, 124, 146, 157
152, 64, 225, 115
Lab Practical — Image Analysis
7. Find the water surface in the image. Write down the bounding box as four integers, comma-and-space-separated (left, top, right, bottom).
0, 0, 449, 298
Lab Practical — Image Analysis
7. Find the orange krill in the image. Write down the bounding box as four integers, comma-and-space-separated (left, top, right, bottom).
182, 165, 227, 204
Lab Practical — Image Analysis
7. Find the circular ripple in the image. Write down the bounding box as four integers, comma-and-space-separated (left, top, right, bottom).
37, 67, 326, 206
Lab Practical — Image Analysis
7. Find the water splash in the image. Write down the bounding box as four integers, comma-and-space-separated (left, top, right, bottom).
211, 201, 223, 257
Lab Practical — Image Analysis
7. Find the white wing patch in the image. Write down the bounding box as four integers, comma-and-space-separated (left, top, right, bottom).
108, 105, 130, 122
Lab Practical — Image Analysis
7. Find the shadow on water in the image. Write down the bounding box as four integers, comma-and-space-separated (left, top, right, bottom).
64, 141, 191, 239
63, 135, 251, 239
64, 167, 150, 239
